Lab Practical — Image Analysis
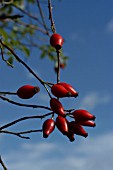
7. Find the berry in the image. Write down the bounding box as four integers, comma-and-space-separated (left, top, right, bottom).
69, 121, 88, 138
50, 33, 64, 50
58, 82, 78, 98
50, 98, 65, 117
17, 85, 40, 99
51, 84, 71, 98
56, 116, 68, 135
77, 120, 96, 127
72, 109, 96, 121
42, 119, 55, 138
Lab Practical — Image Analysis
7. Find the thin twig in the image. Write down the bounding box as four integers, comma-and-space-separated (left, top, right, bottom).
11, 4, 43, 26
0, 45, 14, 68
0, 130, 30, 139
37, 0, 50, 36
0, 39, 44, 85
0, 112, 53, 131
0, 95, 51, 110
56, 49, 60, 83
0, 40, 52, 97
15, 20, 49, 35
48, 0, 56, 33
0, 129, 42, 139
0, 92, 17, 95
0, 156, 8, 170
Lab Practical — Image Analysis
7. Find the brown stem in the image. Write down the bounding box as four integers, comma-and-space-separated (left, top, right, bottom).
11, 4, 43, 26
0, 156, 8, 170
56, 49, 60, 83
0, 92, 17, 95
0, 39, 44, 85
37, 0, 50, 36
0, 95, 51, 110
0, 129, 42, 139
0, 112, 53, 131
48, 0, 56, 33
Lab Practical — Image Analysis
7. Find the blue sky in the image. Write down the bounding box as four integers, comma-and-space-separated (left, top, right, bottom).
0, 0, 113, 170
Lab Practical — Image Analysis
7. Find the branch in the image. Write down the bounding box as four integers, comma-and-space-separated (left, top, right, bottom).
37, 0, 50, 36
0, 129, 42, 139
0, 39, 44, 85
0, 95, 51, 110
15, 20, 49, 35
48, 0, 56, 33
11, 4, 43, 26
0, 45, 14, 68
0, 156, 8, 170
0, 112, 53, 130
0, 40, 52, 98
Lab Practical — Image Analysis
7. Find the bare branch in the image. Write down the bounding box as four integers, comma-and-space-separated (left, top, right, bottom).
0, 39, 44, 85
0, 112, 53, 130
0, 45, 14, 68
48, 0, 56, 33
37, 0, 50, 36
0, 95, 51, 111
11, 4, 43, 26
0, 130, 30, 139
0, 156, 8, 170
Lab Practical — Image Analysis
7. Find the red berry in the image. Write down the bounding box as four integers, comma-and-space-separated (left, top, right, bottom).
50, 33, 64, 50
66, 130, 75, 142
42, 119, 55, 138
76, 120, 96, 127
51, 84, 71, 98
17, 85, 40, 99
56, 116, 68, 135
50, 98, 65, 117
69, 121, 88, 138
60, 63, 65, 69
58, 82, 78, 98
72, 109, 96, 121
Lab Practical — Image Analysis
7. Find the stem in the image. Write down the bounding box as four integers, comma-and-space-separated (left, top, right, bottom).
0, 40, 51, 98
56, 49, 60, 83
37, 0, 50, 36
0, 156, 8, 170
0, 95, 51, 110
0, 112, 53, 130
0, 92, 17, 95
48, 0, 56, 33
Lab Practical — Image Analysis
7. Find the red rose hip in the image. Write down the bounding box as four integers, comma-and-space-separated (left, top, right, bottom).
50, 98, 65, 116
56, 116, 68, 135
72, 109, 96, 121
58, 82, 78, 98
42, 119, 55, 138
51, 84, 71, 98
17, 85, 40, 99
50, 33, 64, 50
69, 121, 88, 138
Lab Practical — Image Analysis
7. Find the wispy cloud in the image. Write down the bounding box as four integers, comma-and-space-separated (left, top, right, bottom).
4, 132, 113, 170
107, 19, 113, 33
78, 91, 111, 110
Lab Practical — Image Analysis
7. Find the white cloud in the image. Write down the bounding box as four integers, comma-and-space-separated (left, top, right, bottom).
3, 132, 113, 170
107, 19, 113, 33
78, 91, 111, 110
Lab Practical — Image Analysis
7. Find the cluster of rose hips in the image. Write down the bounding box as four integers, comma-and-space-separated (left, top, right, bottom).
16, 33, 96, 142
